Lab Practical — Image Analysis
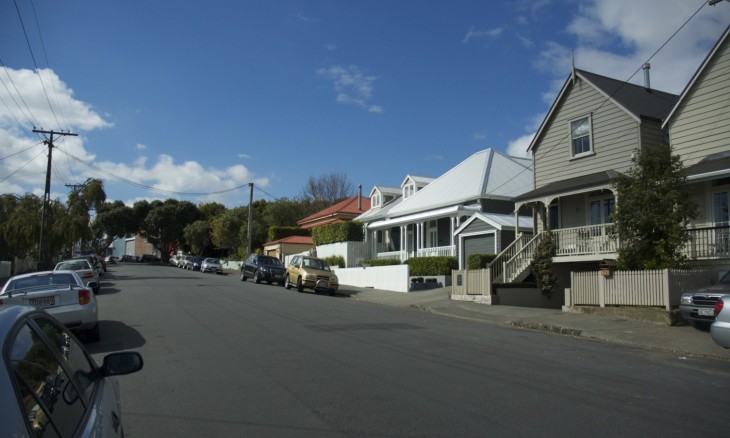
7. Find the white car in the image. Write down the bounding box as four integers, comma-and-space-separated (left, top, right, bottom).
0, 305, 142, 437
201, 258, 223, 274
711, 295, 730, 348
0, 270, 100, 341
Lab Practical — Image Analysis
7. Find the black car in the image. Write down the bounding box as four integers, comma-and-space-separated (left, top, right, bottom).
240, 254, 286, 285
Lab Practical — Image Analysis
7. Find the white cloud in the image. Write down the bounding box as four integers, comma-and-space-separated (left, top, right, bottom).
237, 153, 251, 159
472, 132, 487, 141
506, 133, 535, 158
134, 143, 147, 151
462, 27, 504, 44
317, 65, 383, 113
325, 43, 337, 51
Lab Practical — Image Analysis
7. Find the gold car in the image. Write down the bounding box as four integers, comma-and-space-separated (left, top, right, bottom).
284, 255, 339, 295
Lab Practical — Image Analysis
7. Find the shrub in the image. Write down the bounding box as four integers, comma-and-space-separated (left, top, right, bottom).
312, 221, 364, 245
359, 258, 401, 267
406, 256, 457, 276
268, 226, 310, 242
466, 253, 497, 270
324, 255, 345, 268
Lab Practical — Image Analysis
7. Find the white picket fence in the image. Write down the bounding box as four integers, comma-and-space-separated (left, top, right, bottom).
333, 265, 410, 292
568, 269, 720, 310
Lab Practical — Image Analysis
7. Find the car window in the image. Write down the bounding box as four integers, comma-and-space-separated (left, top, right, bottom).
8, 320, 88, 437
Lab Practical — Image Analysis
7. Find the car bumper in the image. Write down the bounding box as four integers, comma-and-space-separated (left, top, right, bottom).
262, 270, 286, 282
711, 320, 730, 348
303, 278, 339, 291
679, 305, 716, 323
46, 302, 98, 331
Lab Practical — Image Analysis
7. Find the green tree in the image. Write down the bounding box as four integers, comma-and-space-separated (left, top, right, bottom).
184, 220, 212, 255
1, 194, 42, 259
90, 201, 136, 254
612, 145, 698, 270
64, 179, 106, 253
531, 230, 557, 298
143, 199, 202, 259
210, 207, 246, 255
198, 202, 226, 221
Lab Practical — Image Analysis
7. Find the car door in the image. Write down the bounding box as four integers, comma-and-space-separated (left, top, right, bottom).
287, 256, 301, 283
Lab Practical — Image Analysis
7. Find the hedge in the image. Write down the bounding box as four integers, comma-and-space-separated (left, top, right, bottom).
466, 253, 498, 270
312, 221, 364, 245
324, 255, 345, 268
358, 258, 401, 267
268, 226, 310, 242
406, 256, 457, 276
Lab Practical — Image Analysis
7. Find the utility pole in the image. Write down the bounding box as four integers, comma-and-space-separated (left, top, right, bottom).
33, 128, 78, 269
247, 182, 254, 256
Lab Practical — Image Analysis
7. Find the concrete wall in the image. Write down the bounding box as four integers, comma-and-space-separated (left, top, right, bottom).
494, 286, 564, 309
333, 264, 410, 293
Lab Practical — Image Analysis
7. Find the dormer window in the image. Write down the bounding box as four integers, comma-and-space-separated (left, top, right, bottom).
404, 183, 415, 199
570, 115, 593, 157
372, 194, 381, 208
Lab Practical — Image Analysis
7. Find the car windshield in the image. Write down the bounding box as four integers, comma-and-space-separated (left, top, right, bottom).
303, 258, 329, 271
5, 273, 78, 291
56, 261, 89, 271
205, 259, 220, 264
260, 257, 282, 266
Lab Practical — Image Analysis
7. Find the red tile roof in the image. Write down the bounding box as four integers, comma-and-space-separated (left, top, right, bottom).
297, 195, 370, 229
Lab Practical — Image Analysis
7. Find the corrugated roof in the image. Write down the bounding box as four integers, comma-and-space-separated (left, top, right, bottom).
513, 170, 620, 202
297, 195, 371, 227
454, 212, 533, 235
386, 149, 533, 218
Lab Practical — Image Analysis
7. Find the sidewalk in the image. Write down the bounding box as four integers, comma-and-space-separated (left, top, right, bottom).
338, 285, 730, 362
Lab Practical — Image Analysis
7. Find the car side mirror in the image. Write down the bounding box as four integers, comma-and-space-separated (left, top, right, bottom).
101, 352, 144, 377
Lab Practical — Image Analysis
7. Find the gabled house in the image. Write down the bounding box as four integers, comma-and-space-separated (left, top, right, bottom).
296, 195, 371, 230
356, 148, 534, 267
263, 235, 314, 261
663, 24, 730, 264
506, 68, 678, 283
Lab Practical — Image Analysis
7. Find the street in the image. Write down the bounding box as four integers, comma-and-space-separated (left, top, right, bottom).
88, 263, 728, 437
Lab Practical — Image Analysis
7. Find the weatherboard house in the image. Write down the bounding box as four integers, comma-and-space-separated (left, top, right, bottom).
355, 148, 534, 268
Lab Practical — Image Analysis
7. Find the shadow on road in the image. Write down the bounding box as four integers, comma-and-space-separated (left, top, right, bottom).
82, 320, 146, 354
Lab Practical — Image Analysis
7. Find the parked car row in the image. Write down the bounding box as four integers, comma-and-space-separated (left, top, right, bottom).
679, 270, 730, 349
240, 254, 339, 295
169, 254, 223, 274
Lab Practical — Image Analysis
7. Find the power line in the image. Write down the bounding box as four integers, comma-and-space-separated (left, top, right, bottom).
0, 146, 45, 183
485, 0, 710, 198
0, 141, 43, 161
0, 56, 42, 130
13, 0, 60, 128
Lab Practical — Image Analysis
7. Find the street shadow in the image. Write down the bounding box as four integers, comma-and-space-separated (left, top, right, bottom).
81, 320, 146, 354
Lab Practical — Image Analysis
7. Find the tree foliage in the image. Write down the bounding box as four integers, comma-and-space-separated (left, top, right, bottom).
531, 230, 557, 298
612, 145, 697, 270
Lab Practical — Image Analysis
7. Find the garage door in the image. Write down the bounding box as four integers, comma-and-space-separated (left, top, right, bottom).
463, 233, 496, 261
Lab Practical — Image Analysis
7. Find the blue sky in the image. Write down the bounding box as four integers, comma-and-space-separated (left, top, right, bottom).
1, 0, 730, 207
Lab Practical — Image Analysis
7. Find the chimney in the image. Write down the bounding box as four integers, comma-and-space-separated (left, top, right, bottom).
358, 184, 362, 210
642, 63, 651, 90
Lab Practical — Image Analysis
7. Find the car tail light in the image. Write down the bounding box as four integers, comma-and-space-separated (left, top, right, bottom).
82, 272, 95, 279
79, 289, 91, 305
714, 298, 725, 318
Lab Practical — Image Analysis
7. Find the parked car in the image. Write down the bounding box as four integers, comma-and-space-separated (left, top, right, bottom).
120, 255, 136, 263
140, 254, 158, 263
187, 256, 204, 271
104, 255, 118, 264
54, 259, 101, 294
0, 271, 100, 341
178, 255, 192, 269
201, 258, 223, 274
711, 295, 730, 348
241, 254, 286, 285
284, 255, 338, 294
0, 305, 142, 437
679, 271, 730, 328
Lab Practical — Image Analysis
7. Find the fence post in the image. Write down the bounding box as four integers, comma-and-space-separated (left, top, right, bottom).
662, 269, 671, 311
598, 272, 605, 308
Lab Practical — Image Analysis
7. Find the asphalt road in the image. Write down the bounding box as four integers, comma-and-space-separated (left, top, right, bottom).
87, 263, 728, 437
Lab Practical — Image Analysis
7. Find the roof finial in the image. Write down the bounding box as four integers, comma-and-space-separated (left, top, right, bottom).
571, 49, 576, 84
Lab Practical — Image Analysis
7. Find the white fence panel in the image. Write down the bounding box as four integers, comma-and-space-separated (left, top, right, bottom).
333, 265, 410, 293
316, 242, 368, 268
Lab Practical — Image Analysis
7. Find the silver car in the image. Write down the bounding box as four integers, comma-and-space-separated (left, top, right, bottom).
201, 258, 223, 274
711, 295, 730, 348
0, 270, 100, 341
0, 305, 142, 437
55, 259, 101, 294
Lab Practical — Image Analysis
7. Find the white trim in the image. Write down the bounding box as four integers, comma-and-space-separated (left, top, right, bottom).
569, 114, 594, 158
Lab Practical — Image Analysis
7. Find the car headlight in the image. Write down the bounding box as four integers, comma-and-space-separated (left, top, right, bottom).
304, 273, 316, 281
680, 295, 693, 305
331, 275, 338, 282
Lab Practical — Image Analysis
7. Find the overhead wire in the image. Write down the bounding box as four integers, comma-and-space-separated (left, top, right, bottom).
484, 0, 709, 197
12, 0, 60, 128
0, 56, 42, 131
0, 141, 44, 161
0, 145, 46, 183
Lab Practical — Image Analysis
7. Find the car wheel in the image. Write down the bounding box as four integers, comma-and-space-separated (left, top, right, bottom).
296, 277, 304, 292
240, 271, 247, 282
284, 275, 291, 290
254, 270, 261, 284
86, 324, 100, 342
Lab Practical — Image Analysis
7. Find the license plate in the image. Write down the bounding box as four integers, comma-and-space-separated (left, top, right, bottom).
698, 308, 715, 316
29, 296, 55, 307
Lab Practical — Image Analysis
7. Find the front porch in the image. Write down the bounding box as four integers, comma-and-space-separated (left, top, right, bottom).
375, 244, 457, 262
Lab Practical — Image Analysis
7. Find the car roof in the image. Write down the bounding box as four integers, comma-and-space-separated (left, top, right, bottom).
0, 305, 36, 334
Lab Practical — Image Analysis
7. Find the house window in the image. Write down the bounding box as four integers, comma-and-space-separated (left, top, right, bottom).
372, 194, 380, 208
404, 183, 415, 199
548, 203, 560, 230
570, 116, 592, 157
428, 220, 438, 247
713, 191, 729, 226
590, 197, 615, 225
